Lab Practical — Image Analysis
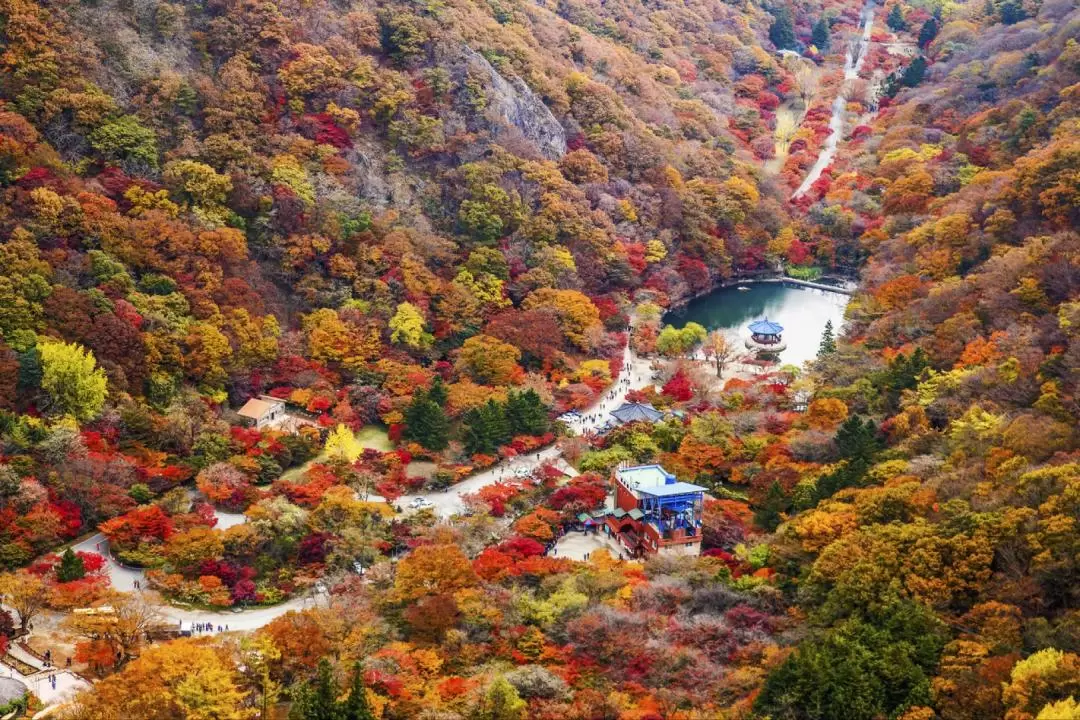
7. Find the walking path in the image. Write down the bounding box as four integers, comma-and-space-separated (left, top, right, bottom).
397, 342, 654, 518
0, 640, 91, 706
49, 340, 653, 638
71, 500, 247, 594
792, 2, 876, 198
16, 669, 89, 706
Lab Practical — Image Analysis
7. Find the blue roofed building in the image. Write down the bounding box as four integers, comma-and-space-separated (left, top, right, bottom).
604, 463, 706, 557
745, 317, 787, 353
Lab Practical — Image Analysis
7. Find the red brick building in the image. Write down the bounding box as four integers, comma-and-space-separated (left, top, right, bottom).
603, 464, 705, 558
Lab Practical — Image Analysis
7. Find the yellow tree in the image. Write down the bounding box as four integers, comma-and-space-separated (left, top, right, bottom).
164, 527, 225, 573
1002, 649, 1080, 720
324, 424, 364, 463
522, 288, 601, 350
68, 637, 252, 719
455, 334, 521, 385
0, 570, 49, 631
37, 339, 108, 421
389, 302, 432, 349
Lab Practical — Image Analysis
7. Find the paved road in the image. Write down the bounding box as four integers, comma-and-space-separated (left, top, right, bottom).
71, 503, 246, 593
0, 640, 91, 707
792, 2, 876, 198
397, 343, 656, 518
65, 343, 655, 632
157, 590, 327, 632
71, 534, 144, 593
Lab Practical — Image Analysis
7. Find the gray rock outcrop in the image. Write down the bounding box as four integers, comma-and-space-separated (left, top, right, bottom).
460, 46, 567, 160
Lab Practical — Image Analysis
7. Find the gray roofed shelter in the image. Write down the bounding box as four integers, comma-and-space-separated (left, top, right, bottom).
636, 481, 708, 497
0, 677, 28, 706
609, 402, 663, 425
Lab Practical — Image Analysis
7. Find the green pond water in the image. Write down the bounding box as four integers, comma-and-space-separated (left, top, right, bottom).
664, 283, 850, 368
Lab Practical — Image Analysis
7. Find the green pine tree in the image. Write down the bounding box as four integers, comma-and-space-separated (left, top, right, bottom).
56, 548, 86, 583
901, 55, 927, 87
887, 3, 907, 31
289, 659, 341, 720
818, 319, 836, 356
812, 16, 830, 51
882, 347, 930, 407
342, 662, 375, 720
427, 375, 448, 406
835, 414, 879, 462
998, 0, 1027, 24
918, 18, 939, 48
754, 481, 789, 532
403, 392, 450, 451
463, 400, 511, 455
769, 8, 797, 50
505, 389, 548, 436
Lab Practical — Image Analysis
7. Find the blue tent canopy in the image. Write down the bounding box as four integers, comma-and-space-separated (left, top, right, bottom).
748, 318, 784, 335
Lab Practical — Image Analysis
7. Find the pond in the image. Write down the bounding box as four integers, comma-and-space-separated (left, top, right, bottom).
664, 282, 850, 367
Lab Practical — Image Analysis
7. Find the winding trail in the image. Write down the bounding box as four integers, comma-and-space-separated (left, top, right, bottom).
66, 341, 655, 632
792, 3, 875, 198
396, 341, 656, 518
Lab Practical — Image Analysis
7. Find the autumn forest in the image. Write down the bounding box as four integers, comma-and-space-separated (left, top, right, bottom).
0, 0, 1076, 714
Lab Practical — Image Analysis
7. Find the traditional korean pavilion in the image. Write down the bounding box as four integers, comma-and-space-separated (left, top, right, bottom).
609, 402, 663, 425
745, 317, 787, 352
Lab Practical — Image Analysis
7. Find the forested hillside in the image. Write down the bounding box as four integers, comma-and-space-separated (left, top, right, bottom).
0, 0, 800, 560
0, 0, 1076, 714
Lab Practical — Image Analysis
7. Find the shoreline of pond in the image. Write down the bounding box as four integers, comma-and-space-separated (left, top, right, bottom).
663, 271, 856, 321
662, 275, 854, 367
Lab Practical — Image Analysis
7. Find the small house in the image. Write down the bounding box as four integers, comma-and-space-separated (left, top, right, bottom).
236, 395, 286, 429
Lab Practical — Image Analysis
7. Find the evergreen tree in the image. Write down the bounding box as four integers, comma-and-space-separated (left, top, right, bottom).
755, 602, 946, 720
56, 548, 86, 582
288, 659, 341, 720
814, 415, 881, 502
835, 414, 879, 462
505, 389, 548, 436
901, 55, 927, 87
887, 3, 907, 31
812, 16, 830, 51
818, 319, 836, 356
998, 0, 1026, 24
754, 481, 789, 532
917, 17, 939, 48
769, 8, 797, 50
881, 347, 930, 407
426, 375, 448, 406
342, 662, 374, 720
463, 400, 511, 456
403, 391, 450, 451
288, 659, 374, 720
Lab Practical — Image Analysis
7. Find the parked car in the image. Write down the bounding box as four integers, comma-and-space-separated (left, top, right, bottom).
409, 496, 432, 509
